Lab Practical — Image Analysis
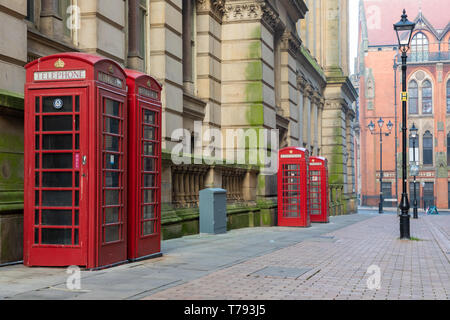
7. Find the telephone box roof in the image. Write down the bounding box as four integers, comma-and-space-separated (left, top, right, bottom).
124, 68, 162, 91
25, 52, 125, 74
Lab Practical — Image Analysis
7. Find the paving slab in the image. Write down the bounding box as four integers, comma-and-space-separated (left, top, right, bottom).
0, 213, 392, 300
143, 213, 450, 300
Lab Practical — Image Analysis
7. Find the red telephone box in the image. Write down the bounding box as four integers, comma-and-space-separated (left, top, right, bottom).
24, 53, 128, 269
125, 69, 162, 261
309, 156, 329, 223
277, 147, 310, 227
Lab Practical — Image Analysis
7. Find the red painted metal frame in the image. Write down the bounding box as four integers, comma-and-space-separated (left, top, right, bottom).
24, 53, 128, 269
277, 147, 310, 227
125, 69, 162, 261
309, 156, 329, 223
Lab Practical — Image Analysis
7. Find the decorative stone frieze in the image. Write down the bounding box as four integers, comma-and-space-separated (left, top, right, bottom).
223, 0, 281, 32
324, 99, 345, 111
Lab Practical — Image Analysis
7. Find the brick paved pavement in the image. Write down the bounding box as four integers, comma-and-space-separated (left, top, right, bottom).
144, 214, 450, 300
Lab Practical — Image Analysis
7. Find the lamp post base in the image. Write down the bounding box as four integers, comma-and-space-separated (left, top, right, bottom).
399, 193, 410, 239
399, 214, 410, 239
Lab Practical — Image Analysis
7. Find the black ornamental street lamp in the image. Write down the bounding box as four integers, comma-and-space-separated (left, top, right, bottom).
410, 123, 419, 219
394, 9, 415, 239
368, 118, 393, 213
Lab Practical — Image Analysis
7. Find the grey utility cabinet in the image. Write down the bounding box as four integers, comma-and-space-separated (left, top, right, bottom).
199, 188, 227, 234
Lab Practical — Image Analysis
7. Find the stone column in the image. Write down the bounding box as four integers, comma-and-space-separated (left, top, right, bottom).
346, 110, 356, 191
321, 99, 347, 185
318, 98, 324, 153
279, 30, 302, 146
303, 84, 313, 150
189, 170, 195, 205
183, 0, 194, 93
312, 91, 321, 155
149, 0, 183, 151
127, 0, 144, 71
193, 168, 199, 205
297, 76, 307, 146
195, 0, 223, 158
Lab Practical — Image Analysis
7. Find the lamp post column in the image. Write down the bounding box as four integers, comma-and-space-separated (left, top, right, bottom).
399, 51, 410, 239
379, 129, 383, 213
413, 138, 418, 219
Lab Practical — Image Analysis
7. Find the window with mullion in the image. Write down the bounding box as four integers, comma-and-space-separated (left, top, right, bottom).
382, 182, 392, 199
411, 32, 429, 62
422, 80, 432, 114
139, 0, 147, 59
408, 80, 418, 114
422, 131, 433, 165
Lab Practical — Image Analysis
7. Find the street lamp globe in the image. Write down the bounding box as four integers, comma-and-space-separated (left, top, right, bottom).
368, 120, 375, 133
377, 117, 384, 129
393, 9, 416, 52
410, 122, 418, 138
387, 120, 393, 132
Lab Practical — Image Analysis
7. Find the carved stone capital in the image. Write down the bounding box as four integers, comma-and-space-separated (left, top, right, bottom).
297, 75, 307, 91
280, 30, 302, 57
304, 83, 314, 97
196, 0, 225, 19
312, 91, 322, 105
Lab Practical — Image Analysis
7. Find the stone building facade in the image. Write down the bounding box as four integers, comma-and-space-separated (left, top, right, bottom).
357, 0, 450, 210
299, 0, 358, 214
0, 0, 357, 264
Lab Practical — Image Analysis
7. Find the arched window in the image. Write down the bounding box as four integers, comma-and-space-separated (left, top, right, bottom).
423, 131, 433, 165
447, 80, 450, 114
422, 80, 432, 114
408, 80, 418, 114
411, 32, 429, 62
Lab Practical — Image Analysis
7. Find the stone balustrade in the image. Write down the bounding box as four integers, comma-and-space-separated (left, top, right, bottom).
221, 167, 247, 202
170, 163, 254, 209
172, 164, 209, 208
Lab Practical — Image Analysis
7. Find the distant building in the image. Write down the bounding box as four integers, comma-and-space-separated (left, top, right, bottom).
357, 0, 450, 209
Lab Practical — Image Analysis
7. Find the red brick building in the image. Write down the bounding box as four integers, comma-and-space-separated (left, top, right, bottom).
357, 0, 450, 209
